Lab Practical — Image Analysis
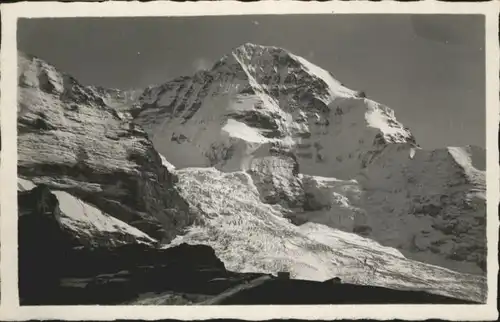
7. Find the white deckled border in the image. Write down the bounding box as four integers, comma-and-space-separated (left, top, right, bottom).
0, 1, 498, 321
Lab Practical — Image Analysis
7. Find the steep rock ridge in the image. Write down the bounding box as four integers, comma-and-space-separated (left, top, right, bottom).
17, 52, 193, 241
136, 43, 416, 180
134, 43, 486, 275
92, 86, 144, 120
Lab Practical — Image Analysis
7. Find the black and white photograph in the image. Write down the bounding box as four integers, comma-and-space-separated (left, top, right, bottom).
0, 1, 499, 320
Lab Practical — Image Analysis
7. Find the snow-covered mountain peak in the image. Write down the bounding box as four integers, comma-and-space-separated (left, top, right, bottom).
136, 44, 417, 179
230, 42, 292, 63
227, 42, 359, 102
133, 45, 485, 278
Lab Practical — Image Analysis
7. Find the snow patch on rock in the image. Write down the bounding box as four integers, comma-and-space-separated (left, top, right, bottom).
17, 178, 156, 247
53, 190, 156, 246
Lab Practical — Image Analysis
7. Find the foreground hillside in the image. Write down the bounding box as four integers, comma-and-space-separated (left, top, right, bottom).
16, 46, 487, 304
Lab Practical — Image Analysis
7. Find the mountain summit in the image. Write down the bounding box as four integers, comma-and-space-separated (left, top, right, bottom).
16, 44, 487, 304
137, 43, 416, 179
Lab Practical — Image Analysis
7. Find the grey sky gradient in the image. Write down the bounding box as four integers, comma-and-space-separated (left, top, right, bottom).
18, 14, 485, 149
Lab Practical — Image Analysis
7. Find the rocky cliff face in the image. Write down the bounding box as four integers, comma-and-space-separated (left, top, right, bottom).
16, 46, 487, 304
18, 52, 193, 242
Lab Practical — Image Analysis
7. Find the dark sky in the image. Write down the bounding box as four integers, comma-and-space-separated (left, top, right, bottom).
17, 14, 485, 149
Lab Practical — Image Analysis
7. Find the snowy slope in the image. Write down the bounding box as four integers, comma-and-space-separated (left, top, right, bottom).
53, 190, 156, 246
297, 144, 486, 275
135, 43, 486, 276
18, 179, 156, 247
353, 144, 486, 273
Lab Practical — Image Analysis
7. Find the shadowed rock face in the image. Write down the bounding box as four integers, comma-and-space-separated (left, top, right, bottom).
18, 186, 478, 305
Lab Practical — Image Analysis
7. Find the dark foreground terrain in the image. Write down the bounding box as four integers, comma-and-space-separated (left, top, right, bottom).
19, 185, 479, 305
